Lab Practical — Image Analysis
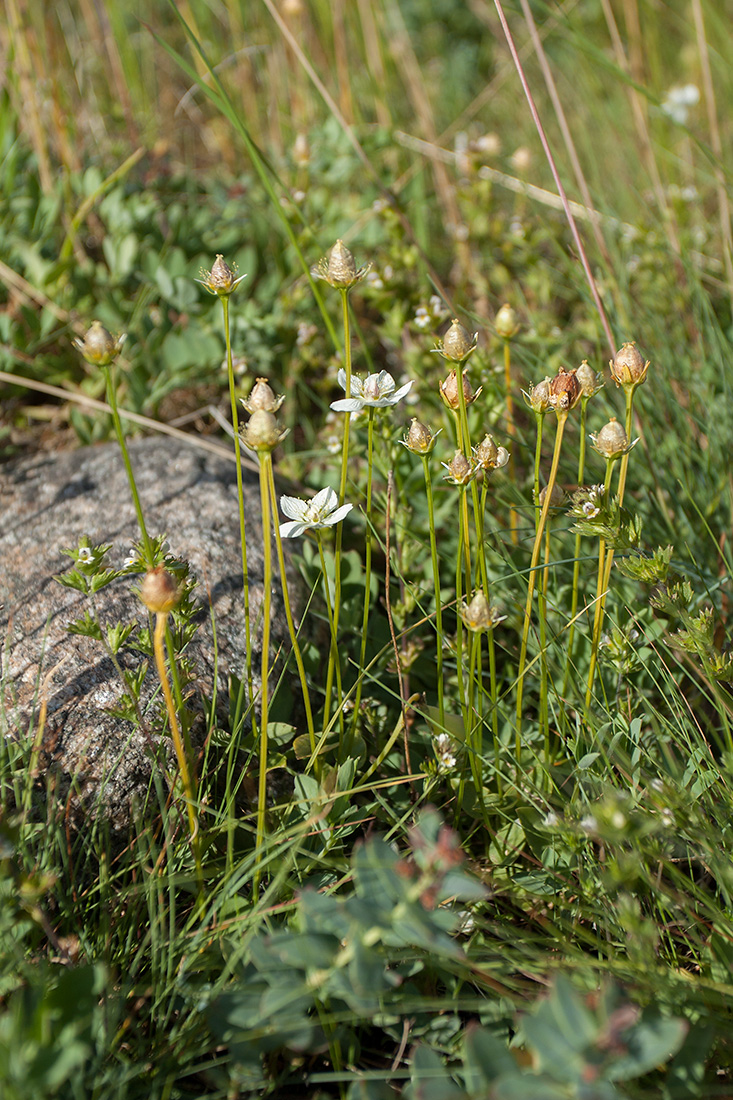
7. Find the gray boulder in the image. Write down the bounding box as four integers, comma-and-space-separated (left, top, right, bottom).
0, 435, 299, 833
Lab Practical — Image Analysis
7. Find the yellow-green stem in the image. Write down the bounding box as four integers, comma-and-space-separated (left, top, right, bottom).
455, 361, 490, 594
350, 408, 375, 747
563, 397, 590, 698
585, 388, 635, 708
539, 518, 551, 763
455, 490, 470, 731
479, 480, 500, 753
324, 288, 352, 718
153, 611, 201, 882
504, 338, 519, 544
105, 365, 153, 567
265, 455, 317, 760
467, 629, 486, 810
516, 410, 568, 755
318, 534, 345, 744
422, 455, 445, 730
222, 296, 255, 726
254, 456, 273, 897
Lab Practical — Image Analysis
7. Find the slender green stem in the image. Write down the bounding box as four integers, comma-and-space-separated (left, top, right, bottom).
455, 491, 469, 728
487, 626, 502, 795
479, 480, 500, 752
104, 365, 153, 567
324, 288, 352, 719
422, 455, 445, 730
533, 411, 545, 536
504, 338, 519, 544
153, 611, 201, 887
460, 473, 472, 585
516, 411, 568, 755
467, 629, 486, 807
222, 296, 255, 725
539, 517, 551, 764
265, 455, 317, 759
454, 493, 469, 820
317, 534, 345, 744
254, 456, 273, 898
350, 408, 375, 746
586, 388, 636, 708
455, 361, 490, 594
563, 396, 590, 698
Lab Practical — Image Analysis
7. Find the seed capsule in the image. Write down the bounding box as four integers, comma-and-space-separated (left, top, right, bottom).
139, 568, 180, 614
74, 321, 125, 367
575, 359, 602, 399
459, 591, 505, 631
523, 377, 552, 414
474, 434, 498, 469
241, 409, 288, 451
443, 450, 474, 484
591, 417, 633, 459
439, 368, 482, 410
440, 319, 478, 362
402, 418, 439, 455
549, 367, 581, 411
538, 484, 565, 508
495, 303, 518, 340
242, 377, 285, 414
327, 240, 357, 286
610, 342, 649, 387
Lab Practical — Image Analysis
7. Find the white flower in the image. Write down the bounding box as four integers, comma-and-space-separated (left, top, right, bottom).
279, 487, 353, 538
414, 307, 432, 330
365, 270, 384, 290
582, 502, 601, 518
77, 547, 93, 564
435, 733, 457, 769
579, 814, 597, 834
661, 83, 699, 125
123, 549, 138, 568
330, 369, 413, 413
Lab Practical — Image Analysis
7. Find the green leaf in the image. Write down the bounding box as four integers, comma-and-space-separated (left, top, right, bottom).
105, 622, 137, 654
608, 1014, 688, 1082
66, 611, 103, 640
493, 1075, 588, 1100
54, 571, 89, 594
90, 569, 122, 593
293, 733, 338, 759
548, 976, 598, 1048
462, 1023, 516, 1091
407, 1045, 465, 1100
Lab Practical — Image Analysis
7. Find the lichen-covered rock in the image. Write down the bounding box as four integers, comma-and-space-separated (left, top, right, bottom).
0, 436, 297, 833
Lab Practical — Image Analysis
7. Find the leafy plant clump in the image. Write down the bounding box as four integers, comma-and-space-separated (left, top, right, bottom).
3, 1, 733, 1097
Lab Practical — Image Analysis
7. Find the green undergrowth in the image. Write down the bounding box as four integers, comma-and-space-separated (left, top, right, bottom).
3, 0, 733, 1097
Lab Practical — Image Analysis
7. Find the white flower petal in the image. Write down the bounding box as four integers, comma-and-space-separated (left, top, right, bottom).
391, 379, 413, 402
311, 486, 337, 514
322, 503, 353, 526
279, 520, 308, 538
280, 495, 308, 521
375, 371, 396, 395
330, 398, 365, 412
336, 367, 348, 391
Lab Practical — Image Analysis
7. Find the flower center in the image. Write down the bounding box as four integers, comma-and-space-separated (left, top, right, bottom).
364, 376, 381, 401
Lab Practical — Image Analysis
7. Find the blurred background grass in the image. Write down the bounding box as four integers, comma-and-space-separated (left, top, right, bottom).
4, 5, 733, 1095
2, 0, 732, 577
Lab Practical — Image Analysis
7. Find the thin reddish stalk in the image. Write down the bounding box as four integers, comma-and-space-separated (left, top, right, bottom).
492, 0, 615, 358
